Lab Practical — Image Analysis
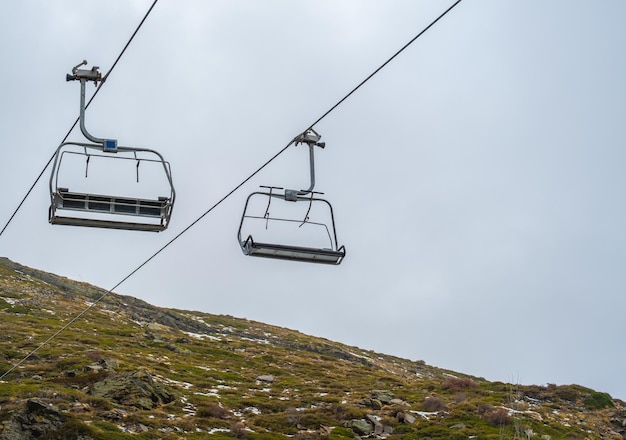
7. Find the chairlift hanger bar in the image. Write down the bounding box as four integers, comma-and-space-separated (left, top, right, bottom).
66, 61, 118, 152
287, 129, 326, 200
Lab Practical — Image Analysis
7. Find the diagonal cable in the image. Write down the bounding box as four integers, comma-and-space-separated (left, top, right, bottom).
308, 0, 463, 130
0, 138, 293, 380
0, 0, 464, 380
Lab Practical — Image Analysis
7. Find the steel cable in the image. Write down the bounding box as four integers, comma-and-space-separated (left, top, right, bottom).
0, 0, 464, 380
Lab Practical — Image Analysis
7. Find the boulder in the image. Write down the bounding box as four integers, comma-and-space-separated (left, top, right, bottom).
390, 398, 409, 406
319, 425, 332, 436
88, 369, 175, 410
371, 390, 395, 404
397, 412, 417, 424
383, 425, 395, 435
98, 358, 119, 369
0, 399, 64, 440
70, 402, 91, 412
370, 398, 383, 410
349, 419, 373, 436
83, 364, 104, 373
367, 414, 384, 435
257, 375, 275, 383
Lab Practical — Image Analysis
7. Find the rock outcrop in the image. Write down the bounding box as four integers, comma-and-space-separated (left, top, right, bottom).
88, 369, 175, 410
0, 399, 64, 440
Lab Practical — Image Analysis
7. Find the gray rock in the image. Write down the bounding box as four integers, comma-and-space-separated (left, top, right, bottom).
371, 390, 395, 404
98, 358, 119, 369
165, 342, 192, 354
319, 425, 332, 436
70, 402, 91, 412
83, 364, 104, 373
397, 412, 417, 424
88, 369, 175, 410
349, 419, 373, 436
367, 415, 384, 435
374, 423, 384, 436
0, 399, 65, 440
390, 398, 409, 406
101, 409, 127, 421
257, 374, 275, 383
370, 398, 383, 410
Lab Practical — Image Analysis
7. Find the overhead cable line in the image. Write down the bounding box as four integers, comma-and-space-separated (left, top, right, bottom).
0, 0, 159, 239
0, 0, 464, 380
106, 0, 466, 270
0, 0, 160, 380
308, 0, 463, 130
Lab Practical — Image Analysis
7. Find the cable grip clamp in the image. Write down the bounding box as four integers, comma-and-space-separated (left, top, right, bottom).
66, 60, 102, 86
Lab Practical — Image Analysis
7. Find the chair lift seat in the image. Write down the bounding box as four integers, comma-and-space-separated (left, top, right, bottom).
49, 189, 170, 232
241, 235, 345, 265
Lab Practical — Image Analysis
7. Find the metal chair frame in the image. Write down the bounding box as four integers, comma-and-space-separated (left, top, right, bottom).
238, 190, 345, 265
48, 61, 175, 232
237, 129, 345, 264
49, 142, 175, 232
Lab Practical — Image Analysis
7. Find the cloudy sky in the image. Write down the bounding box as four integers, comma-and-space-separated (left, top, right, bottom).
1, 1, 626, 400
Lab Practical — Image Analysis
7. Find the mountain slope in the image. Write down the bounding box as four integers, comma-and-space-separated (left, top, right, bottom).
0, 257, 624, 439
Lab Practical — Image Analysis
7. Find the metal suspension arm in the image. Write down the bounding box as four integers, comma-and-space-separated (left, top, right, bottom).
66, 61, 118, 152
286, 129, 325, 200
300, 143, 316, 195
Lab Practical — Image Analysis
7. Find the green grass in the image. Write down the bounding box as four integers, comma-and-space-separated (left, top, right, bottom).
0, 257, 622, 440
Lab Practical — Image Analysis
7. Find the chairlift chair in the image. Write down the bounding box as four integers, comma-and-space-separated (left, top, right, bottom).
48, 61, 175, 232
237, 129, 345, 264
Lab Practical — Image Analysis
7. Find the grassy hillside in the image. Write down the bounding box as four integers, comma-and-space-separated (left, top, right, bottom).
0, 257, 624, 439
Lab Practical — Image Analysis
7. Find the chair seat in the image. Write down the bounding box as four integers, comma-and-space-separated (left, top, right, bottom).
49, 190, 170, 232
54, 190, 168, 218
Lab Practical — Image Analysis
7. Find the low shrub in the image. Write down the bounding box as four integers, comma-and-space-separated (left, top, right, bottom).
197, 402, 232, 419
442, 378, 477, 392
40, 418, 99, 440
485, 407, 510, 426
327, 426, 357, 438
325, 404, 365, 422
476, 402, 493, 414
583, 392, 614, 410
231, 421, 248, 439
422, 396, 446, 411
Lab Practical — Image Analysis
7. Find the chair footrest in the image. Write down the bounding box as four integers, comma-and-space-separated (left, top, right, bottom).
242, 239, 345, 264
49, 215, 165, 232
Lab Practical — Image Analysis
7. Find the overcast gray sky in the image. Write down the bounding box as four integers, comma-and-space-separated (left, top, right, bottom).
2, 0, 626, 400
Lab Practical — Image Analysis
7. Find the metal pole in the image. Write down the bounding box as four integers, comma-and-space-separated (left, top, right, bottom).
298, 144, 316, 195
78, 79, 106, 145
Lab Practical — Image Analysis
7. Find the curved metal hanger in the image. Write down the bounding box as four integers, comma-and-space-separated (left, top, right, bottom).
66, 60, 118, 152
285, 128, 326, 201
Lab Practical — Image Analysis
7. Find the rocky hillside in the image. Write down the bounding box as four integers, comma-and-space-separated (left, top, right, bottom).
0, 256, 625, 440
